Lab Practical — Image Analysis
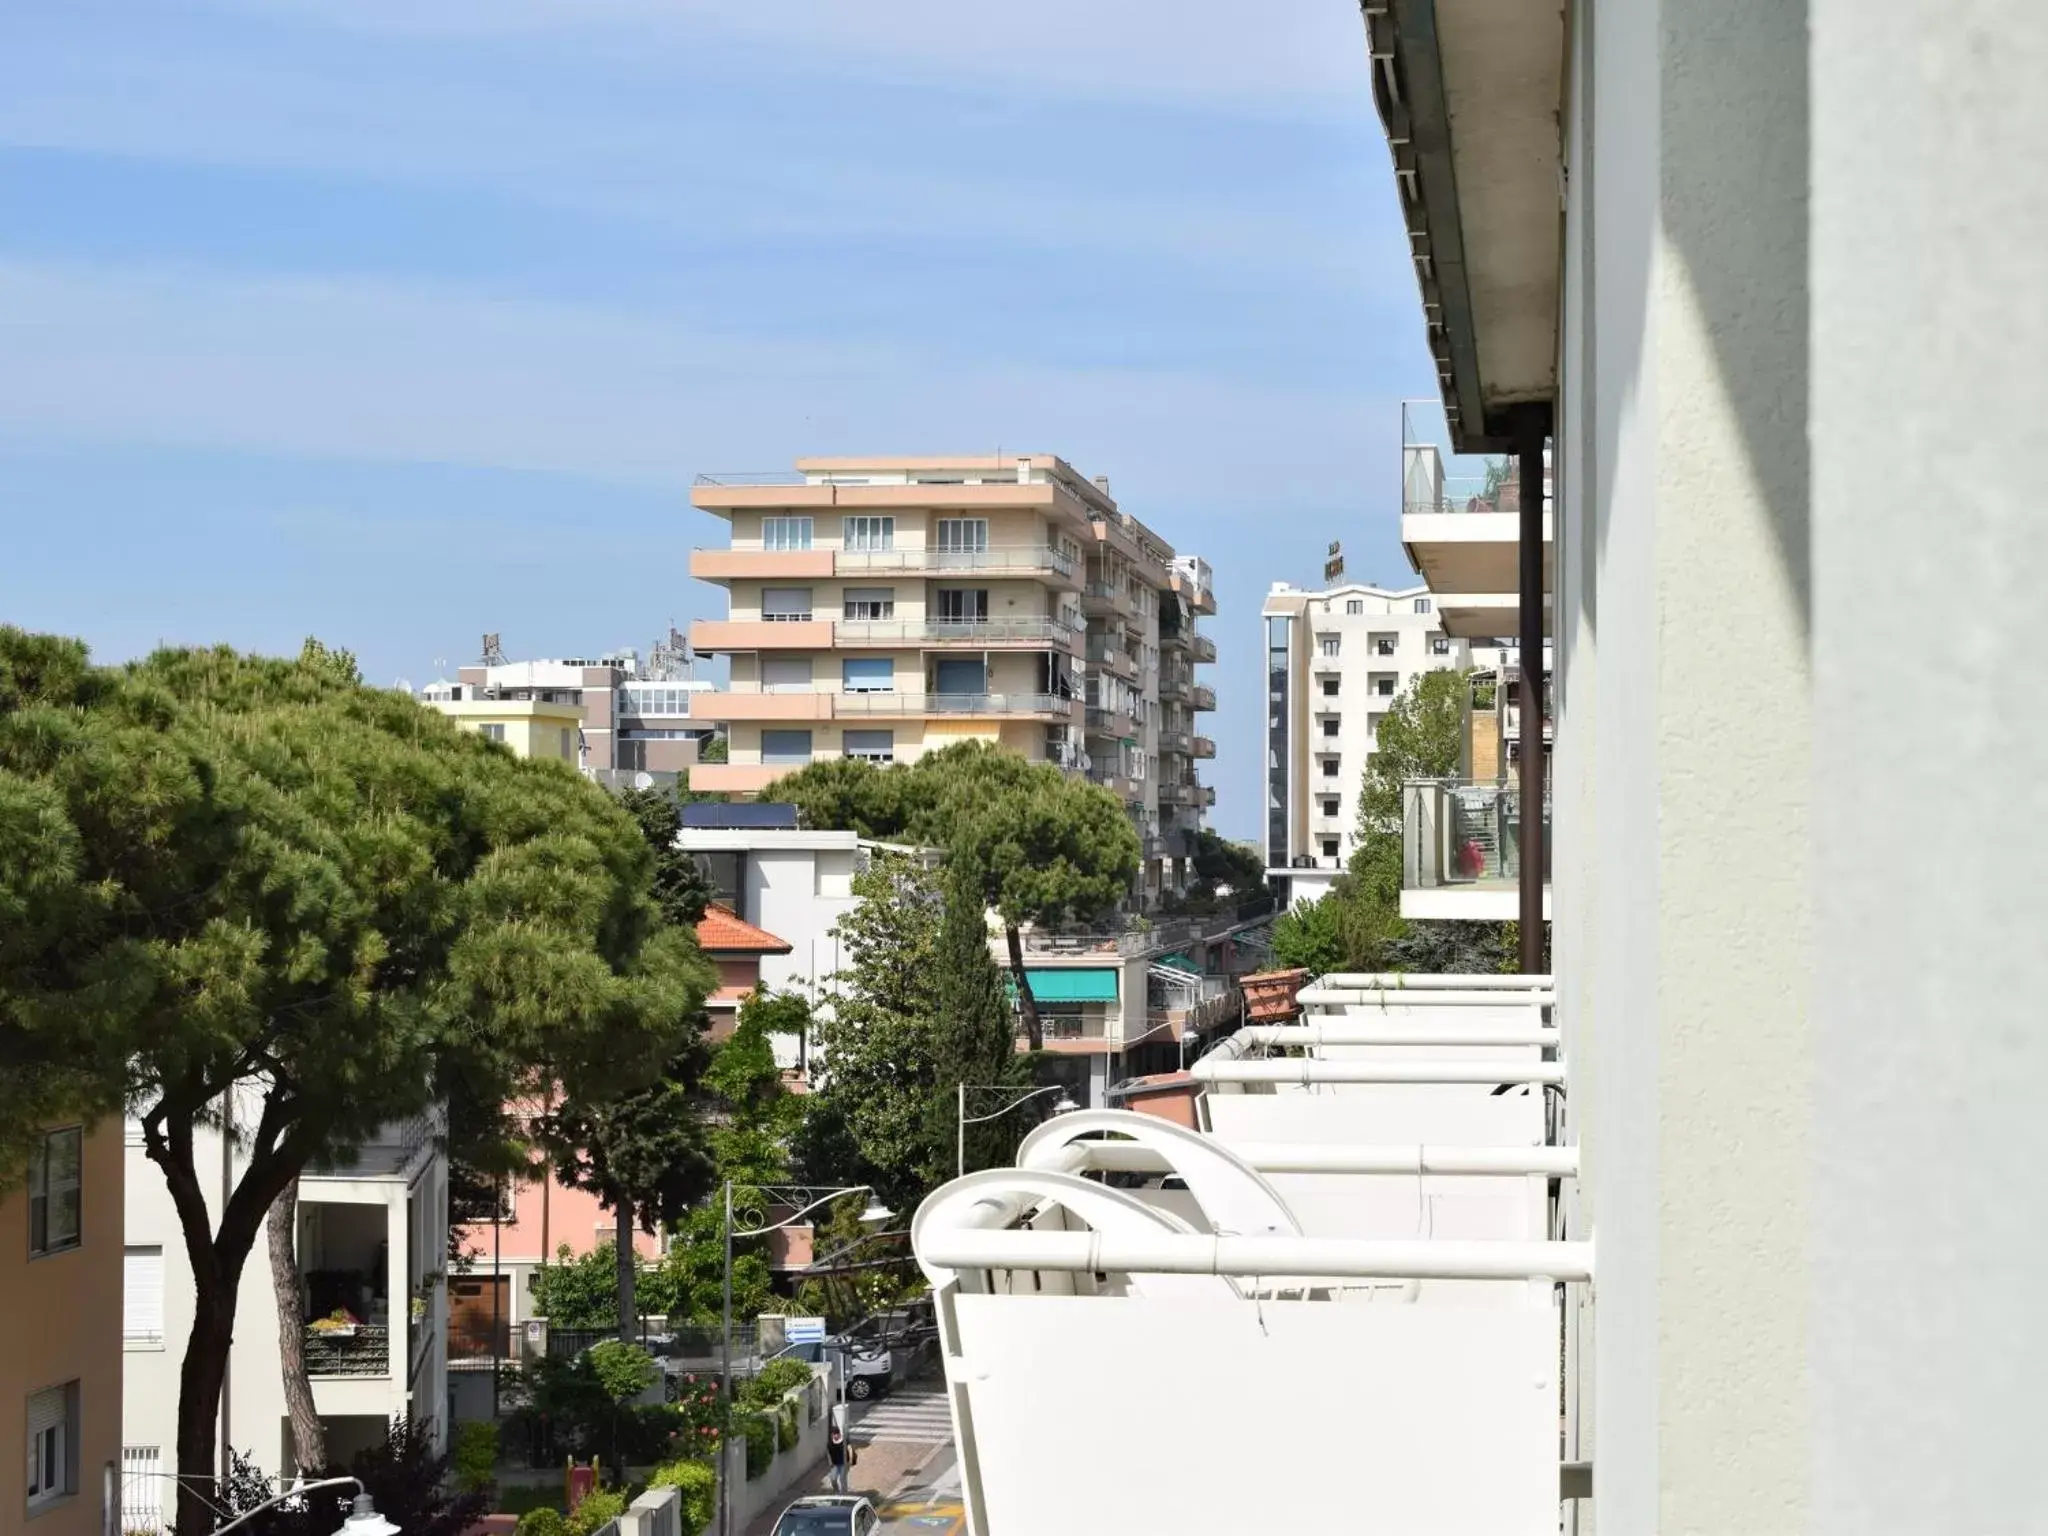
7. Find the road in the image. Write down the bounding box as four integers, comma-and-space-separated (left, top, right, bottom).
852, 1382, 962, 1533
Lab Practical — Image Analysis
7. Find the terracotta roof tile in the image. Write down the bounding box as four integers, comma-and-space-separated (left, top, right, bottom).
695, 902, 793, 956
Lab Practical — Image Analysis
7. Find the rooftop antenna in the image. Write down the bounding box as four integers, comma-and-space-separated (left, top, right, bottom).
647, 624, 692, 681
480, 633, 507, 666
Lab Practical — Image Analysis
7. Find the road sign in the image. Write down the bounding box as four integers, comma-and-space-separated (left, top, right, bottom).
786, 1316, 827, 1344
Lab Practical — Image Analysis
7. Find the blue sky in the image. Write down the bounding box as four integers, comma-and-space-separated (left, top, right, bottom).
0, 0, 1436, 843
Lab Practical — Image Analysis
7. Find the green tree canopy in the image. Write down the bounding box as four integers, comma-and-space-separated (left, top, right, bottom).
1269, 895, 1346, 975
768, 742, 1139, 1047
0, 629, 707, 1536
801, 851, 947, 1209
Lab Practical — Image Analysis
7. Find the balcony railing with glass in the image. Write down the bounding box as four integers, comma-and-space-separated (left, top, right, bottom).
1189, 633, 1218, 664
1189, 683, 1217, 712
837, 692, 1074, 717
1158, 666, 1193, 702
835, 617, 1078, 648
1192, 735, 1216, 759
1402, 779, 1552, 895
1157, 729, 1192, 755
834, 546, 1076, 579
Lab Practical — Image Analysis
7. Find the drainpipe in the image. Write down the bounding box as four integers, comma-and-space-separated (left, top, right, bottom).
1515, 409, 1552, 975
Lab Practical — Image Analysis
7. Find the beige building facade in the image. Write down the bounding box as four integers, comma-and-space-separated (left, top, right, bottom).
688, 455, 1217, 889
1, 1121, 122, 1536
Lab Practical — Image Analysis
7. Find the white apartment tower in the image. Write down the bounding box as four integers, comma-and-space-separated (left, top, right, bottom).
1262, 580, 1469, 902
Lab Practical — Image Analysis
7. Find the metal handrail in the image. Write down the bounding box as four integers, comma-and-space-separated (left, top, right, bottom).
836, 692, 1073, 716
694, 471, 809, 486
833, 546, 1077, 575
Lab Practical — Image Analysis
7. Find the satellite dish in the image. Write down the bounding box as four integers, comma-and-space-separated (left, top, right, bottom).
633, 772, 655, 790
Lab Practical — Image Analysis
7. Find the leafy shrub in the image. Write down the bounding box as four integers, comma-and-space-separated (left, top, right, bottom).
515, 1511, 568, 1536
452, 1420, 499, 1494
743, 1356, 812, 1406
568, 1489, 627, 1536
649, 1459, 718, 1535
776, 1402, 799, 1453
740, 1413, 775, 1480
586, 1340, 659, 1403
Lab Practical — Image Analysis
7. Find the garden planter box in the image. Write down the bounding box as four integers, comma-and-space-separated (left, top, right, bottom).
1240, 968, 1310, 1023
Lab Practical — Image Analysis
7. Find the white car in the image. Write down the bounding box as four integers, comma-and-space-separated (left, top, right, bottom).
783, 1338, 893, 1400
771, 1494, 881, 1535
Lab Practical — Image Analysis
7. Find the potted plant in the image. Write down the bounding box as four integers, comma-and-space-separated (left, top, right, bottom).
308, 1307, 360, 1337
1241, 968, 1310, 1022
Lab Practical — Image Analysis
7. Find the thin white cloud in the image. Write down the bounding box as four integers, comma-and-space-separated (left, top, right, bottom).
0, 258, 1395, 501
195, 0, 1372, 114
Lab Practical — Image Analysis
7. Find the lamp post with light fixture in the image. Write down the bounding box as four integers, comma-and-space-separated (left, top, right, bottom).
956, 1083, 1079, 1178
718, 1184, 892, 1536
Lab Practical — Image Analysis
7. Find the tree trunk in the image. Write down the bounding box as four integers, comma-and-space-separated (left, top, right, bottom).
615, 1194, 636, 1342
175, 1279, 237, 1536
268, 1181, 327, 1475
1005, 924, 1043, 1051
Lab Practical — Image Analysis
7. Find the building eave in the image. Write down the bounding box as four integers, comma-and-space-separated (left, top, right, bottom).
1364, 0, 1565, 453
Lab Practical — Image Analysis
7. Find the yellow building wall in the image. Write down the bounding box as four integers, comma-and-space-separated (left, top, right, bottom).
0, 1123, 123, 1536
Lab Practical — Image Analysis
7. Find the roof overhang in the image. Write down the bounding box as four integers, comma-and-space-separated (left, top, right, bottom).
1365, 0, 1566, 452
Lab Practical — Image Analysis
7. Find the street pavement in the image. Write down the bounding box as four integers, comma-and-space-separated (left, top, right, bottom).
742, 1377, 961, 1535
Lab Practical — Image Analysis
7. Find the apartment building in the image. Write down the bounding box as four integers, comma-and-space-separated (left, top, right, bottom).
420, 632, 717, 788
121, 1102, 448, 1532
1261, 580, 1469, 901
1, 1121, 121, 1536
687, 455, 1218, 892
1359, 0, 2048, 1529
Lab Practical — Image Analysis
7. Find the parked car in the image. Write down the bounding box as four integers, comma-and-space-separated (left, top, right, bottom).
781, 1338, 894, 1400
771, 1494, 881, 1535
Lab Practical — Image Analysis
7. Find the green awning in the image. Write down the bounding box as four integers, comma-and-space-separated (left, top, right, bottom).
1156, 953, 1202, 975
1020, 967, 1120, 1003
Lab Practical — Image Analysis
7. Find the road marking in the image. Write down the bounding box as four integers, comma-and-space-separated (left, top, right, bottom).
877, 1497, 964, 1533
848, 1391, 954, 1445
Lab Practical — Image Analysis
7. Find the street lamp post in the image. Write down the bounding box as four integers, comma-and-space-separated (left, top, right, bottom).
719, 1184, 892, 1536
955, 1083, 1080, 1179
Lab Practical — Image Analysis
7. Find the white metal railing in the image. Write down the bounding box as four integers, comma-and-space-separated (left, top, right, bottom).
921, 1229, 1593, 1282
694, 471, 808, 486
1191, 1058, 1565, 1086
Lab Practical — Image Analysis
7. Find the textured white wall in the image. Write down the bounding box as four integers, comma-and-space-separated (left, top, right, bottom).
1564, 0, 1812, 1530
1811, 3, 2048, 1531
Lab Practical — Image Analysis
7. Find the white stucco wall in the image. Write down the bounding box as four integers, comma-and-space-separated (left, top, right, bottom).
1558, 0, 1812, 1530
1810, 3, 2048, 1531
122, 1108, 447, 1530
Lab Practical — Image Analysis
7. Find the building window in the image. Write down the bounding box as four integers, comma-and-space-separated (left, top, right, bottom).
934, 588, 989, 623
1376, 677, 1396, 697
762, 516, 813, 551
761, 587, 814, 622
1321, 798, 1340, 818
936, 518, 990, 554
842, 587, 895, 621
842, 729, 895, 764
1413, 598, 1433, 614
1368, 715, 1382, 740
28, 1128, 81, 1257
842, 516, 895, 552
124, 1247, 164, 1348
1321, 678, 1339, 698
1321, 838, 1340, 860
1345, 599, 1363, 615
760, 730, 813, 767
759, 656, 812, 692
1320, 758, 1340, 778
1374, 636, 1397, 656
1320, 717, 1340, 737
478, 723, 506, 743
1431, 636, 1452, 655
1318, 634, 1340, 658
26, 1383, 77, 1509
841, 658, 893, 693
558, 728, 574, 761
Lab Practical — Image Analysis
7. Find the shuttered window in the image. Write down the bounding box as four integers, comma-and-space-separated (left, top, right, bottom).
125, 1247, 165, 1346
26, 1384, 73, 1505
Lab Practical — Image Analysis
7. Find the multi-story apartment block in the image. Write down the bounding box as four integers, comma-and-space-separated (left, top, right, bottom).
1262, 580, 1469, 903
121, 1102, 449, 1531
420, 633, 717, 788
687, 455, 1218, 893
1, 1121, 121, 1536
